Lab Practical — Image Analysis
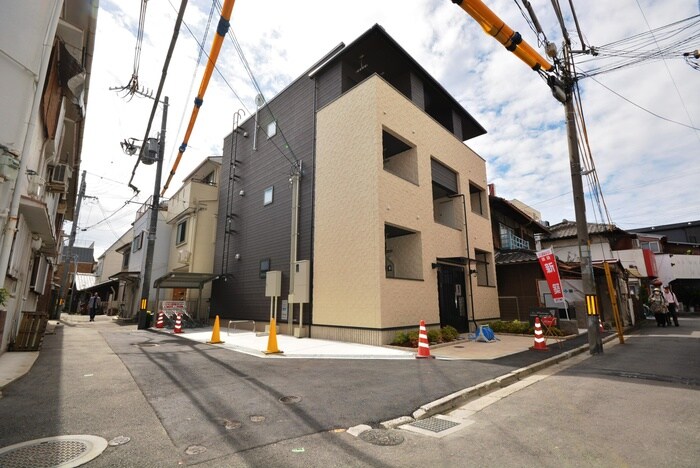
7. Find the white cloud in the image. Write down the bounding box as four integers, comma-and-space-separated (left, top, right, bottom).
77, 0, 700, 255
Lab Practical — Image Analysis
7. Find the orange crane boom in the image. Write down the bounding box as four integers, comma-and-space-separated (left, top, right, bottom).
161, 0, 237, 196
451, 0, 553, 72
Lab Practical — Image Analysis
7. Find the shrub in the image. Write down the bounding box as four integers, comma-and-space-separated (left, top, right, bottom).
489, 320, 531, 334
390, 332, 410, 346
427, 329, 441, 344
391, 324, 463, 348
441, 325, 459, 342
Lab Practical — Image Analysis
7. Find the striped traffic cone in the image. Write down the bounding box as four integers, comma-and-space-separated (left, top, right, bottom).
531, 317, 549, 351
155, 311, 164, 329
599, 317, 605, 333
415, 320, 434, 359
173, 313, 183, 334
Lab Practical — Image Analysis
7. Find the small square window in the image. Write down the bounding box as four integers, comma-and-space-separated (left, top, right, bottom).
260, 258, 271, 279
176, 219, 188, 245
264, 186, 274, 206
266, 121, 277, 139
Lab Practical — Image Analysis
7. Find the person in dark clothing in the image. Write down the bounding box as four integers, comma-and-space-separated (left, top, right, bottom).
87, 292, 101, 322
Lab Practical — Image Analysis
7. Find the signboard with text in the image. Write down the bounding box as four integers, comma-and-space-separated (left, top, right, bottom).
537, 248, 564, 303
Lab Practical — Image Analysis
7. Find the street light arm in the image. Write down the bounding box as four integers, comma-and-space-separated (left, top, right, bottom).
451, 0, 554, 72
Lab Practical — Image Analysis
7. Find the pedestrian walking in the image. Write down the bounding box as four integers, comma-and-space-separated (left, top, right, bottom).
648, 287, 667, 327
88, 292, 101, 322
663, 285, 680, 327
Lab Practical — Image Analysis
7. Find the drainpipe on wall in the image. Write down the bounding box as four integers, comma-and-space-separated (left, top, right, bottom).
288, 162, 301, 333
448, 193, 478, 332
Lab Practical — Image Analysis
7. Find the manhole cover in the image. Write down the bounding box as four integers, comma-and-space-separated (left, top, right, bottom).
132, 343, 159, 347
279, 395, 301, 404
185, 445, 207, 455
359, 429, 404, 446
108, 436, 130, 446
250, 415, 265, 423
453, 345, 464, 348
0, 435, 107, 468
407, 417, 460, 433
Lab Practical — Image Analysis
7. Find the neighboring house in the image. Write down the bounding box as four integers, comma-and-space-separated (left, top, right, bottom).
0, 1, 98, 352
52, 244, 95, 314
159, 157, 221, 320
212, 25, 499, 345
541, 221, 633, 327
110, 198, 170, 319
629, 220, 700, 311
92, 231, 132, 314
488, 187, 551, 322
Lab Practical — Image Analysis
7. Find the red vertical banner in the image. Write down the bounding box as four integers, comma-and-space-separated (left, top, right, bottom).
537, 248, 564, 303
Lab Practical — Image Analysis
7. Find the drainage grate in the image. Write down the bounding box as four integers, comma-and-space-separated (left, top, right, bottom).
407, 417, 460, 433
0, 435, 107, 468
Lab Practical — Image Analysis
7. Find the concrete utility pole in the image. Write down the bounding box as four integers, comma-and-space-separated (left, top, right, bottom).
137, 96, 168, 329
54, 170, 87, 319
561, 47, 603, 354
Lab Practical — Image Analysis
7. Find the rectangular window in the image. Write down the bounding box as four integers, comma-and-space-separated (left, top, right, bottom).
260, 258, 271, 279
385, 224, 423, 280
266, 121, 277, 139
470, 183, 486, 217
131, 231, 144, 252
431, 158, 460, 229
122, 249, 130, 270
640, 241, 660, 253
474, 250, 494, 286
264, 186, 274, 206
382, 129, 418, 185
176, 220, 188, 245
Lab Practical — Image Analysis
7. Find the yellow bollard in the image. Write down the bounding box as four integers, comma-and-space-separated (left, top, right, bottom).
207, 315, 224, 344
263, 318, 283, 354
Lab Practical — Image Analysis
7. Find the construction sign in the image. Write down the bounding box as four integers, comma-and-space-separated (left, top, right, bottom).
537, 248, 565, 303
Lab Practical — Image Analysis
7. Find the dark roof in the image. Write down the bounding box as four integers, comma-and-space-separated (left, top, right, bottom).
311, 24, 487, 141
631, 220, 700, 233
546, 221, 626, 240
495, 250, 538, 265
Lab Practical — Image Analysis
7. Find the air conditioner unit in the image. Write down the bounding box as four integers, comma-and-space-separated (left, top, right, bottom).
47, 164, 72, 192
178, 249, 191, 263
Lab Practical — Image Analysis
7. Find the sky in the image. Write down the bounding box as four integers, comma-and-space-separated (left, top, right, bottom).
76, 0, 700, 257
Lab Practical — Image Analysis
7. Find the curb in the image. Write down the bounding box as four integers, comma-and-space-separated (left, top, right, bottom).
381, 332, 620, 427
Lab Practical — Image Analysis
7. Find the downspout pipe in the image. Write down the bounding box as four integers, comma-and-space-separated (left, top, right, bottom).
448, 193, 477, 331
0, 0, 62, 290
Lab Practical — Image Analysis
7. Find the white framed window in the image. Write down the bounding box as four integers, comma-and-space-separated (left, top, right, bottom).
176, 219, 188, 245
132, 231, 144, 252
264, 186, 274, 206
266, 121, 277, 139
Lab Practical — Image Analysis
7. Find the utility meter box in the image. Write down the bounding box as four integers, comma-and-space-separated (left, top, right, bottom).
290, 260, 310, 303
265, 270, 282, 297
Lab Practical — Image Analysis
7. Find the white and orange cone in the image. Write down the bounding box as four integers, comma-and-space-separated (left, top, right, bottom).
531, 317, 549, 351
173, 313, 183, 334
155, 311, 165, 329
415, 320, 434, 359
599, 317, 604, 333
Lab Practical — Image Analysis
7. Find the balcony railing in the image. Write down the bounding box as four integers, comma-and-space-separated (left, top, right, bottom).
501, 232, 531, 250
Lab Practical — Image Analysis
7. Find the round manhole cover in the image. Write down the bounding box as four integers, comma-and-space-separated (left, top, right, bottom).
108, 436, 131, 446
250, 415, 265, 423
0, 435, 108, 468
185, 445, 207, 455
279, 395, 301, 404
359, 429, 405, 446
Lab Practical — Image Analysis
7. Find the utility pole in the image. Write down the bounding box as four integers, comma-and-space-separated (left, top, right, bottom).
561, 46, 603, 354
450, 0, 603, 353
137, 96, 168, 329
54, 170, 86, 319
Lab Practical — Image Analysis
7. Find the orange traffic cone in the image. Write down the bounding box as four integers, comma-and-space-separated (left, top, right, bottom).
531, 317, 549, 351
207, 315, 224, 344
173, 313, 183, 334
263, 318, 283, 354
599, 317, 605, 333
415, 320, 434, 359
155, 311, 164, 329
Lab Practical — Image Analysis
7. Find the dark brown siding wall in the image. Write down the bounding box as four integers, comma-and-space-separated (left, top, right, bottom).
496, 263, 543, 321
316, 61, 343, 109
213, 77, 316, 323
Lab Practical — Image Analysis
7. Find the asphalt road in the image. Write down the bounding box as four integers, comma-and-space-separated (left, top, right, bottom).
0, 314, 696, 467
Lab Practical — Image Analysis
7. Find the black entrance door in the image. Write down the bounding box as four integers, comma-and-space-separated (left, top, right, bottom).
437, 264, 468, 332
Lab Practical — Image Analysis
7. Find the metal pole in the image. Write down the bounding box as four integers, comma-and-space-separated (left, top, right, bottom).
137, 96, 168, 329
54, 170, 87, 319
563, 47, 602, 354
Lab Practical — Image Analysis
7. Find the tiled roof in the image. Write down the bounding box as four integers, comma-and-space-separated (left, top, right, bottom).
546, 221, 624, 240
74, 273, 97, 291
495, 250, 538, 265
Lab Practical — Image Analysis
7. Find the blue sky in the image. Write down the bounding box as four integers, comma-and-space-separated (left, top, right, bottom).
77, 0, 700, 255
